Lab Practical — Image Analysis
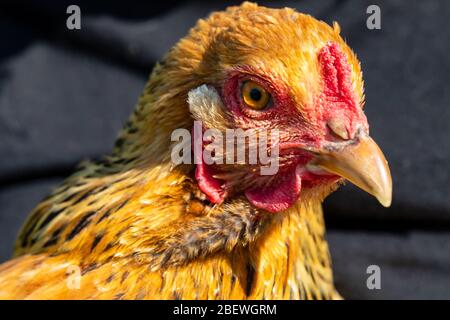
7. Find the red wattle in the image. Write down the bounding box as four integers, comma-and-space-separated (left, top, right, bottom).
245, 166, 302, 213
195, 161, 226, 204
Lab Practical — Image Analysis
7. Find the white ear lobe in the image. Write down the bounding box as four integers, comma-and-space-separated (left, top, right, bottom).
188, 85, 221, 114
187, 85, 230, 130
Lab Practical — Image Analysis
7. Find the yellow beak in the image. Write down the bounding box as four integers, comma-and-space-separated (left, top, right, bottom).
311, 135, 392, 207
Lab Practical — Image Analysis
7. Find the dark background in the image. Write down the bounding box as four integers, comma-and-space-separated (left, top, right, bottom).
0, 0, 449, 299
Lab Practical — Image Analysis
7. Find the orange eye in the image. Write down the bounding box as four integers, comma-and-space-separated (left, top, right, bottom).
242, 81, 270, 110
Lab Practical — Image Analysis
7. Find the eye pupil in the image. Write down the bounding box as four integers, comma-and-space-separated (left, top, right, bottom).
249, 88, 262, 101
242, 81, 270, 110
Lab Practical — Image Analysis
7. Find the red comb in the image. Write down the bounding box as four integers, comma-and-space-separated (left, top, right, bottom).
318, 42, 356, 110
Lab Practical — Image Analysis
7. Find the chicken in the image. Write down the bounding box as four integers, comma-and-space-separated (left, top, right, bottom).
0, 2, 391, 299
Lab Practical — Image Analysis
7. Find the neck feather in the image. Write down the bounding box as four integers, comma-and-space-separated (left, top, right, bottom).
248, 199, 340, 299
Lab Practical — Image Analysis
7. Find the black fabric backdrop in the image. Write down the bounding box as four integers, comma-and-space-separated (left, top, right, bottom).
0, 0, 449, 299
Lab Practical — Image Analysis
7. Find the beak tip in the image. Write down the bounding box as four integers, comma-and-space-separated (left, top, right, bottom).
373, 169, 392, 208
377, 195, 392, 208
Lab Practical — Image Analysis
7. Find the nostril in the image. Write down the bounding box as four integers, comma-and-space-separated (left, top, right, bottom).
326, 118, 349, 140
